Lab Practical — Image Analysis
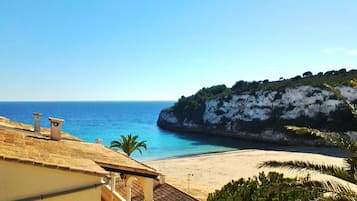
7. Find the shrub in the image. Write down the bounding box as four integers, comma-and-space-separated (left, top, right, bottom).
302, 71, 313, 77
173, 85, 231, 123
207, 172, 322, 201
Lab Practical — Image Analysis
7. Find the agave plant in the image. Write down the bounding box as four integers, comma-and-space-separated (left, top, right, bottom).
110, 134, 147, 157
260, 82, 357, 201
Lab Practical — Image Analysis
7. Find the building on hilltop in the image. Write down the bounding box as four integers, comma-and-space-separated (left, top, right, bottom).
0, 115, 197, 201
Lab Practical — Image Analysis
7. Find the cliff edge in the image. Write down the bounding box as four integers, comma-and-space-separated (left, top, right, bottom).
158, 69, 357, 145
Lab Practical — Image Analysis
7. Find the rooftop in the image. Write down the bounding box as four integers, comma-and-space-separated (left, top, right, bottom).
118, 179, 198, 201
0, 116, 159, 178
0, 116, 81, 141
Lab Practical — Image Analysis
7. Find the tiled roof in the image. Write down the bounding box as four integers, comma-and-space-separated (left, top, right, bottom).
118, 180, 198, 201
0, 116, 159, 178
0, 116, 81, 141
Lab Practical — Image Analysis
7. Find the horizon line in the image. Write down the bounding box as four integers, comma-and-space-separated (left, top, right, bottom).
0, 100, 177, 102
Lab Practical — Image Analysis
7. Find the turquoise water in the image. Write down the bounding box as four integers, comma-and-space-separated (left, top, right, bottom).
0, 101, 270, 160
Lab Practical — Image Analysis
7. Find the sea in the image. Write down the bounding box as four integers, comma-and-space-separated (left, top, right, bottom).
0, 101, 338, 161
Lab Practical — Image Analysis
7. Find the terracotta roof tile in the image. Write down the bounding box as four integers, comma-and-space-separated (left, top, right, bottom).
118, 180, 198, 201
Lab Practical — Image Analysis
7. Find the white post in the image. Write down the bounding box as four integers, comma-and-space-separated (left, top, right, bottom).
125, 185, 131, 201
159, 174, 166, 184
139, 178, 154, 201
125, 176, 138, 201
187, 173, 194, 193
110, 173, 116, 201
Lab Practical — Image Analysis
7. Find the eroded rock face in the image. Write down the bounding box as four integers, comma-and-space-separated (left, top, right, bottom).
157, 86, 357, 145
203, 86, 355, 123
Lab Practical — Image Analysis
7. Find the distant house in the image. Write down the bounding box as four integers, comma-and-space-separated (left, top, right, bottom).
0, 115, 197, 201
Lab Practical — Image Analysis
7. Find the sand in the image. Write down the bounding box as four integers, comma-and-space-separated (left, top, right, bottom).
145, 148, 351, 200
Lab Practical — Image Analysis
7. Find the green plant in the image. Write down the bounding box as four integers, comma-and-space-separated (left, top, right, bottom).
207, 172, 322, 201
208, 81, 357, 201
260, 81, 357, 201
110, 134, 147, 156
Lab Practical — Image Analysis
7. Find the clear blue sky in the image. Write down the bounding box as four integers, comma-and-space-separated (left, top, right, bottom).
0, 0, 356, 101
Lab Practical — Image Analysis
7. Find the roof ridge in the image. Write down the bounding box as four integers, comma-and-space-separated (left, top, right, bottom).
101, 145, 160, 173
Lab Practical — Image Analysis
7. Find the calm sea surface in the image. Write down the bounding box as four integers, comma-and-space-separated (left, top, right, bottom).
0, 101, 273, 160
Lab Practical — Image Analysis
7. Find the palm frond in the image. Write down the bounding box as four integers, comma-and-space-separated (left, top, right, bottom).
110, 134, 147, 156
121, 134, 129, 145
133, 141, 147, 155
324, 83, 357, 119
288, 180, 357, 201
110, 140, 123, 149
346, 155, 357, 182
285, 126, 357, 153
132, 135, 139, 141
317, 181, 357, 201
259, 160, 354, 183
317, 192, 357, 201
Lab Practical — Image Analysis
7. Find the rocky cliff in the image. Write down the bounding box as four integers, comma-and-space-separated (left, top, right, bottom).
158, 70, 357, 145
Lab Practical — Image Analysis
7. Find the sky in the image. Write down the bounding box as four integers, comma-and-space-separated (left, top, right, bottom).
0, 0, 356, 101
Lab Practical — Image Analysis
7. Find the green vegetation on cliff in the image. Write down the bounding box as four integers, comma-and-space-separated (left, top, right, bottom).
231, 69, 356, 93
171, 84, 230, 123
169, 69, 357, 125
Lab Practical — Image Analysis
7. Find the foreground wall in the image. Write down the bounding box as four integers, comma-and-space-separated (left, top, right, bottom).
0, 160, 102, 201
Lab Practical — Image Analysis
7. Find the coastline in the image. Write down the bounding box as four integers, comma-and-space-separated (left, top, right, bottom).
145, 148, 351, 201
142, 144, 349, 161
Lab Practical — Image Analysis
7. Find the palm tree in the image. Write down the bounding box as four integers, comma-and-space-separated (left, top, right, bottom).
110, 134, 147, 157
260, 81, 357, 200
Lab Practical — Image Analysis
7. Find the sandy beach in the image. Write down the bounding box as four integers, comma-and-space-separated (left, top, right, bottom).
145, 148, 350, 200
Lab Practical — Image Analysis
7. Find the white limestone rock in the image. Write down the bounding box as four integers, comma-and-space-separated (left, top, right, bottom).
203, 85, 357, 124
160, 111, 178, 124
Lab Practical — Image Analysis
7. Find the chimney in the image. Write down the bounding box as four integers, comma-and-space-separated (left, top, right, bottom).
48, 117, 64, 141
33, 112, 42, 133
